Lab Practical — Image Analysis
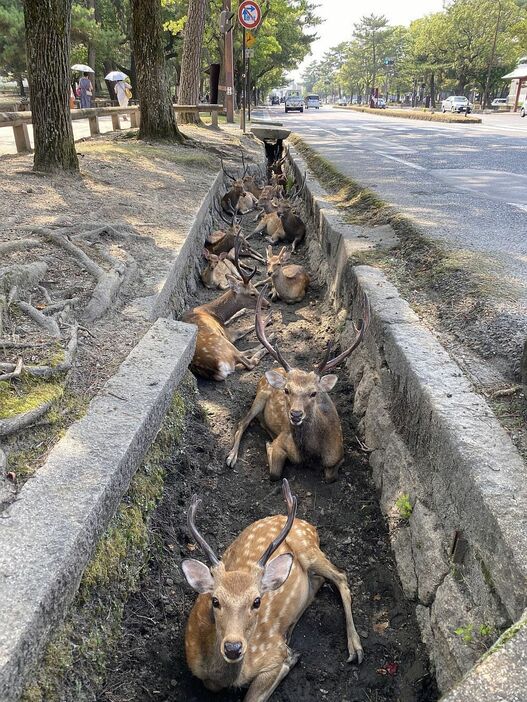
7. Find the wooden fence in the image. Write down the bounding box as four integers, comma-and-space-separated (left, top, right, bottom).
0, 104, 224, 153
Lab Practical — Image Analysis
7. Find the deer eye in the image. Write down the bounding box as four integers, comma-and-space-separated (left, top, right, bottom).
310, 391, 317, 398
284, 388, 289, 395
212, 597, 220, 609
252, 597, 261, 609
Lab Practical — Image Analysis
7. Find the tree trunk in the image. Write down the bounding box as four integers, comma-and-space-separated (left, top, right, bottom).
430, 73, 435, 108
22, 0, 78, 173
87, 0, 96, 88
17, 75, 26, 98
131, 0, 183, 141
178, 0, 208, 125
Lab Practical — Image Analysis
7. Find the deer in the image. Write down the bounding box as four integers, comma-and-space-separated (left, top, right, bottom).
207, 209, 265, 264
201, 249, 241, 290
182, 241, 271, 381
182, 479, 363, 702
227, 288, 370, 481
220, 156, 258, 214
265, 246, 310, 303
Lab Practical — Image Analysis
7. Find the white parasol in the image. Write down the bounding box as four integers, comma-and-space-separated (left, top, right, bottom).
71, 64, 95, 73
105, 71, 128, 82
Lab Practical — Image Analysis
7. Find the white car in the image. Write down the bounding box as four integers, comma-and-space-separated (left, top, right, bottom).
336, 97, 348, 106
491, 98, 508, 108
441, 95, 472, 114
284, 90, 303, 113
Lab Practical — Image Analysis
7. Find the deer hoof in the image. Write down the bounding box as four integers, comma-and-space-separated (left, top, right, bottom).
347, 647, 364, 665
324, 466, 339, 483
226, 450, 237, 467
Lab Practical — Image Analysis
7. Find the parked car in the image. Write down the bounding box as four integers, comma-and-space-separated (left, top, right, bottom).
377, 98, 387, 108
521, 99, 526, 118
305, 94, 320, 109
441, 95, 472, 113
284, 89, 303, 113
491, 97, 508, 108
270, 95, 280, 105
336, 97, 348, 106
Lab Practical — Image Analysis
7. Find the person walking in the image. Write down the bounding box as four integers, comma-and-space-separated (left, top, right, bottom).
78, 72, 93, 109
115, 79, 132, 120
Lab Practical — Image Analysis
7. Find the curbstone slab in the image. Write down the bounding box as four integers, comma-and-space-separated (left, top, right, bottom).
0, 318, 196, 702
287, 140, 527, 699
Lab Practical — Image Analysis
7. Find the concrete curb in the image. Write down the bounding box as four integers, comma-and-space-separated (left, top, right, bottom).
0, 318, 196, 702
287, 143, 527, 699
150, 169, 224, 320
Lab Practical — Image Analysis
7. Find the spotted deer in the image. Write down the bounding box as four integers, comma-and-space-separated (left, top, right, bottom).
220, 157, 258, 214
182, 479, 363, 702
266, 246, 310, 303
227, 288, 370, 481
182, 242, 271, 381
201, 249, 241, 290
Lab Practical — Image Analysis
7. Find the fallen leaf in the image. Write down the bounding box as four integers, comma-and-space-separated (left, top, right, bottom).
373, 593, 381, 601
187, 543, 197, 551
377, 662, 398, 676
373, 620, 389, 634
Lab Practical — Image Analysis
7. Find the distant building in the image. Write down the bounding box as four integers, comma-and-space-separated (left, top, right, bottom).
503, 56, 527, 111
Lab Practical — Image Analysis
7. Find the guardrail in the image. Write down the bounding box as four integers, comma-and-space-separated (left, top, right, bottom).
0, 103, 224, 153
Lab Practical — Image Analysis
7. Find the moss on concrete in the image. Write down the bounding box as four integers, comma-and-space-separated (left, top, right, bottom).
482, 614, 527, 661
20, 375, 196, 702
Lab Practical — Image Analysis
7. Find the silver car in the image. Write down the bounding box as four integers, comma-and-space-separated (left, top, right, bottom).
441, 96, 472, 114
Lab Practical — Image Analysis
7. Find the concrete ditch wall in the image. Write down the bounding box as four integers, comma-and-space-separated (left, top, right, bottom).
287, 144, 527, 698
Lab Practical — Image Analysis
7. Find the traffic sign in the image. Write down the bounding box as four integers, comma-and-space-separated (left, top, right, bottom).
246, 31, 256, 48
238, 1, 261, 30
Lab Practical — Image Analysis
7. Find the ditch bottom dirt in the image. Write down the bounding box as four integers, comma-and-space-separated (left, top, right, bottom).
97, 212, 438, 702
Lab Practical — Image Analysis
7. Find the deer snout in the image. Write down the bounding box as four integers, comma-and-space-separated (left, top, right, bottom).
223, 640, 244, 662
289, 409, 305, 426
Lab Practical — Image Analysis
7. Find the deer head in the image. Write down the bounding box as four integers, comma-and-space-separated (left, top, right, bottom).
266, 246, 290, 276
255, 287, 370, 426
203, 248, 229, 269
181, 479, 297, 663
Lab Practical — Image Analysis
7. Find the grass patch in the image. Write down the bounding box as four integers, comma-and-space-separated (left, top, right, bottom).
0, 377, 63, 420
334, 104, 482, 124
395, 494, 413, 520
20, 377, 194, 702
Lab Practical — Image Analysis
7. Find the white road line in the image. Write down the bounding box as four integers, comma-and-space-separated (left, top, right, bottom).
508, 202, 527, 213
371, 151, 426, 171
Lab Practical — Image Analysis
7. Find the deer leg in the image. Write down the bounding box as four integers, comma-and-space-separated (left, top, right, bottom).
226, 392, 270, 467
224, 308, 248, 326
229, 324, 255, 342
243, 651, 301, 702
251, 221, 267, 237
237, 344, 268, 370
309, 554, 363, 664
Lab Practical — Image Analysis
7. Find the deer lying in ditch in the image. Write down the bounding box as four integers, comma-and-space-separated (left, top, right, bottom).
182, 479, 363, 702
227, 288, 370, 481
265, 246, 310, 303
251, 204, 305, 252
207, 210, 265, 264
220, 157, 258, 214
183, 242, 270, 381
201, 249, 241, 290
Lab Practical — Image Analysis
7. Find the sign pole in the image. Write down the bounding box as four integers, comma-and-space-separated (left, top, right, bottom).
224, 0, 234, 123
241, 26, 246, 133
247, 56, 251, 121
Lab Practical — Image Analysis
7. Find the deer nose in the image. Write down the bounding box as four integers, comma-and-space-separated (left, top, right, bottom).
224, 641, 243, 660
290, 410, 304, 425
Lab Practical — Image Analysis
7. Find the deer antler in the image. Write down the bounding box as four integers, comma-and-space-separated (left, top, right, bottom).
255, 286, 291, 371
234, 235, 257, 284
187, 494, 220, 566
258, 479, 297, 567
241, 150, 249, 178
220, 157, 236, 182
315, 292, 370, 374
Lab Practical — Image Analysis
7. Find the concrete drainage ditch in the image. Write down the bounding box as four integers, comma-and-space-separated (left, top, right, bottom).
2, 137, 525, 702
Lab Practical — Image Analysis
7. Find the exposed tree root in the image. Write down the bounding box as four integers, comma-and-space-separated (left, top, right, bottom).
0, 325, 78, 379
0, 261, 48, 296
0, 357, 23, 382
0, 400, 55, 437
0, 239, 43, 255
17, 302, 61, 338
42, 298, 80, 315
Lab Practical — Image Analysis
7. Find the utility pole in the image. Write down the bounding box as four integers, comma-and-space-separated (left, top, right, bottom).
241, 26, 246, 132
223, 0, 235, 123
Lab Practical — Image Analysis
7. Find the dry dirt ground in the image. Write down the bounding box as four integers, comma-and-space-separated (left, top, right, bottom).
0, 125, 254, 500
98, 206, 438, 702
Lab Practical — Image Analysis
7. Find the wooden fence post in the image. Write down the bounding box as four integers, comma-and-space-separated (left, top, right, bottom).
111, 113, 121, 130
13, 123, 32, 153
88, 115, 100, 136
130, 110, 140, 128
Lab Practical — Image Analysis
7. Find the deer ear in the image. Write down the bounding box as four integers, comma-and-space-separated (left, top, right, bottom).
181, 559, 215, 594
319, 374, 338, 392
218, 251, 229, 260
265, 370, 286, 389
203, 248, 210, 259
266, 245, 273, 258
261, 553, 293, 593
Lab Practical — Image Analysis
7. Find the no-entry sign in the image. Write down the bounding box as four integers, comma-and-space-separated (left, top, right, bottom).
238, 0, 261, 30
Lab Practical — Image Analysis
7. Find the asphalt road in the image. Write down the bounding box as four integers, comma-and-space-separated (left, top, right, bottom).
256, 105, 527, 303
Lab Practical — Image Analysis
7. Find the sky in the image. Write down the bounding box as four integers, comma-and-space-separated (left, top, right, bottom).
289, 0, 445, 80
